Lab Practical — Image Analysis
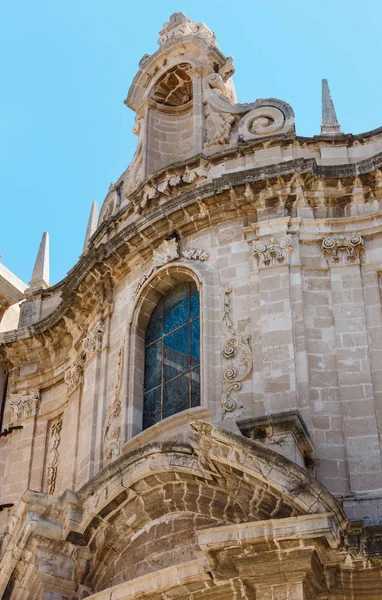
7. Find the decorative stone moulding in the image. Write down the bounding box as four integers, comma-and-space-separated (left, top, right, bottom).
46, 415, 63, 495
9, 388, 40, 422
133, 238, 208, 299
104, 345, 124, 461
221, 286, 253, 416
321, 233, 364, 264
252, 234, 293, 268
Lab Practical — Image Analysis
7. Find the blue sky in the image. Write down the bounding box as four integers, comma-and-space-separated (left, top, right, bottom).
1, 0, 382, 285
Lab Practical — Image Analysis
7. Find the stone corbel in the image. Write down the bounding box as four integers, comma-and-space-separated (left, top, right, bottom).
220, 286, 253, 417
321, 233, 364, 264
252, 234, 293, 268
138, 167, 208, 212
9, 388, 40, 422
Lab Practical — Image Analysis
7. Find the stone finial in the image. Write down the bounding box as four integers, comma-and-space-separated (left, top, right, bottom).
321, 79, 342, 136
83, 201, 99, 252
30, 232, 50, 290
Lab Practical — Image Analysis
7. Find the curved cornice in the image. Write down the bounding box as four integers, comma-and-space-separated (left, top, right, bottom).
1, 147, 382, 352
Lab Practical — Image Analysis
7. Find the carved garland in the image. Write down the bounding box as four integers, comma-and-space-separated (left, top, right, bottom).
10, 389, 40, 421
133, 238, 208, 299
104, 346, 124, 461
321, 233, 364, 263
46, 415, 63, 495
221, 286, 252, 416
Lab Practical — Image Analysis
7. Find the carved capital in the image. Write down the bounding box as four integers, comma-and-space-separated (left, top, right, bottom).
9, 389, 40, 421
252, 235, 293, 268
321, 233, 364, 264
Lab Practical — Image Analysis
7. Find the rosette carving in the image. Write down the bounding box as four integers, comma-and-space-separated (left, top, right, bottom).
321, 233, 364, 263
221, 287, 252, 416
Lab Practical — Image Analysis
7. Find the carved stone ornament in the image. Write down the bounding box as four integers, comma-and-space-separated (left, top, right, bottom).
203, 72, 295, 149
64, 354, 86, 396
133, 239, 208, 300
252, 235, 293, 268
104, 346, 124, 461
10, 389, 40, 422
46, 415, 63, 495
221, 287, 253, 417
158, 12, 216, 47
140, 167, 208, 212
321, 233, 364, 264
82, 320, 105, 360
0, 296, 9, 309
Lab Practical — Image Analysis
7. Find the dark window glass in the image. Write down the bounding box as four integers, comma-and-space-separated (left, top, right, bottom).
143, 282, 200, 429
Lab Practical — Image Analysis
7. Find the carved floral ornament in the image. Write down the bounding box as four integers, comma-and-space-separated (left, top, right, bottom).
221, 286, 253, 416
10, 389, 40, 422
133, 238, 208, 299
252, 235, 293, 268
321, 233, 364, 264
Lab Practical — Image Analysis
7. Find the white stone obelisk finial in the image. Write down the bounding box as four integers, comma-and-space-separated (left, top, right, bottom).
30, 232, 50, 290
321, 79, 342, 136
83, 201, 99, 252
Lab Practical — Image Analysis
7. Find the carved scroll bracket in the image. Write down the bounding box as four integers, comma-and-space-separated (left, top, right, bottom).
221, 286, 252, 417
64, 354, 86, 397
321, 233, 364, 264
82, 319, 105, 361
132, 238, 208, 300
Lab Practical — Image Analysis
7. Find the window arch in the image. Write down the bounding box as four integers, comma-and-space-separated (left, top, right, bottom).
143, 281, 200, 430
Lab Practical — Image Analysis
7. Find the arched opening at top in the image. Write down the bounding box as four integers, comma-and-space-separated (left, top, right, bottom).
143, 281, 200, 430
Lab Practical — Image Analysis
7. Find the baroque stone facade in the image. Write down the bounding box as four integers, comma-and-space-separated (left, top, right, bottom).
1, 11, 382, 600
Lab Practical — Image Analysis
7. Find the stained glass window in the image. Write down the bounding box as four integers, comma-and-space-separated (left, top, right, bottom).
143, 282, 200, 430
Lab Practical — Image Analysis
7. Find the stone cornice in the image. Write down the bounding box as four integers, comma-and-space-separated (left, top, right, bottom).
2, 152, 382, 358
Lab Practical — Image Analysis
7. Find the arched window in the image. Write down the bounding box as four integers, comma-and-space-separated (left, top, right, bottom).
143, 282, 200, 430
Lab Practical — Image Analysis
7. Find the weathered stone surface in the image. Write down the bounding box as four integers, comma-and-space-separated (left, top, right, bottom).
1, 10, 382, 600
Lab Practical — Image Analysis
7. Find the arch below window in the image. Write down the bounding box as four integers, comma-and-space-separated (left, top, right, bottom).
143, 282, 200, 430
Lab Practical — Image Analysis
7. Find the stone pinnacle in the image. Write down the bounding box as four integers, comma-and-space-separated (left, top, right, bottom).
83, 201, 99, 252
321, 79, 342, 135
30, 231, 50, 290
